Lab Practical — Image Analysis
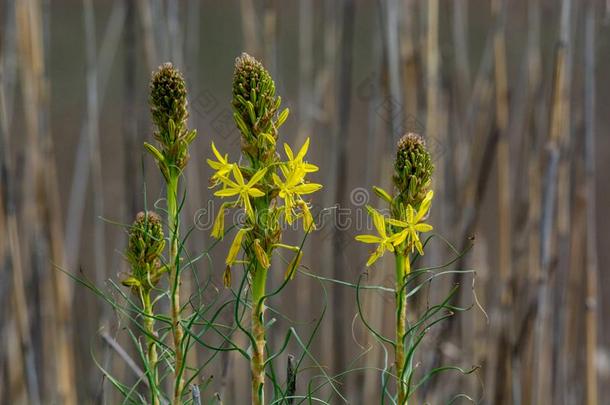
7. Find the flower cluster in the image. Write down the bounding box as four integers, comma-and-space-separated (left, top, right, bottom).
122, 211, 167, 292
356, 132, 434, 266
145, 63, 197, 180
232, 52, 288, 164
209, 137, 321, 269
393, 132, 433, 210
356, 191, 433, 266
209, 53, 321, 281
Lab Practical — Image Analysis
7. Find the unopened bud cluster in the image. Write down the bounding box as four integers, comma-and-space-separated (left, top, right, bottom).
123, 211, 166, 293
393, 133, 433, 210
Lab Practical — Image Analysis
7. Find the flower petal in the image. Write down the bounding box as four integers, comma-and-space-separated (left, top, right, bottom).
293, 183, 322, 195
355, 235, 382, 244
211, 142, 225, 163
215, 188, 240, 197
414, 223, 433, 233
226, 228, 249, 265
296, 138, 310, 161
232, 165, 245, 185
247, 167, 268, 187
415, 190, 434, 222
247, 188, 265, 198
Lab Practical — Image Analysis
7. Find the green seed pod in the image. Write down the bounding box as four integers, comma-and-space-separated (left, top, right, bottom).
123, 211, 166, 292
393, 133, 434, 209
232, 53, 284, 161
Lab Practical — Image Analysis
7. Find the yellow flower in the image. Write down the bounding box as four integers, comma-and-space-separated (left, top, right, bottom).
272, 166, 322, 224
355, 206, 402, 266
226, 227, 250, 266
284, 138, 319, 173
215, 166, 267, 221
388, 191, 434, 255
211, 203, 229, 239
298, 200, 315, 232
207, 142, 235, 186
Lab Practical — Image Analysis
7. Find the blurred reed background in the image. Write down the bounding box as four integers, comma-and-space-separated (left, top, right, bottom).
1, 0, 609, 403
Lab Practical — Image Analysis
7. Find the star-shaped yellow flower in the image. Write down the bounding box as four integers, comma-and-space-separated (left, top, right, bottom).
215, 166, 267, 221
284, 138, 319, 173
272, 166, 322, 224
355, 206, 402, 266
388, 191, 434, 255
207, 142, 235, 187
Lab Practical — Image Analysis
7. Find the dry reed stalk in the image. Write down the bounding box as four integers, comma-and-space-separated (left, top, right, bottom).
330, 0, 355, 391
313, 3, 338, 398
426, 21, 497, 399
521, 1, 543, 401
136, 0, 157, 66
533, 1, 572, 403
492, 0, 513, 402
15, 0, 76, 403
1, 63, 34, 404
400, 0, 418, 118
361, 29, 389, 402
583, 2, 599, 402
65, 0, 125, 274
123, 0, 139, 219
263, 0, 277, 70
83, 0, 107, 287
240, 0, 261, 56
425, 0, 439, 189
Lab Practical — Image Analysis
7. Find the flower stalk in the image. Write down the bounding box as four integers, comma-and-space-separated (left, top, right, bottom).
209, 53, 321, 404
355, 133, 434, 404
395, 251, 408, 405
141, 291, 160, 405
122, 211, 165, 405
146, 63, 197, 404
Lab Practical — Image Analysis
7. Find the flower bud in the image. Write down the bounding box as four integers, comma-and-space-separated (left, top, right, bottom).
393, 133, 434, 209
150, 63, 188, 138
123, 211, 166, 292
232, 53, 282, 160
148, 63, 196, 174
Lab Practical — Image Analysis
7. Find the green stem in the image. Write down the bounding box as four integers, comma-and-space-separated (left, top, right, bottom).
251, 262, 268, 405
167, 173, 184, 405
142, 292, 160, 405
395, 252, 410, 405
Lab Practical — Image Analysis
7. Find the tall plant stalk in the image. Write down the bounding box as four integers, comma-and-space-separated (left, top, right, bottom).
122, 211, 166, 405
141, 291, 159, 405
251, 262, 268, 405
395, 251, 409, 404
166, 170, 185, 403
356, 133, 434, 404
209, 53, 321, 404
145, 63, 197, 405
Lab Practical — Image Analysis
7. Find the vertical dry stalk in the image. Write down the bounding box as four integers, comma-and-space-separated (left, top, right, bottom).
425, 0, 439, 176
1, 63, 35, 404
330, 0, 355, 390
240, 0, 260, 56
15, 0, 76, 403
400, 0, 418, 118
534, 0, 572, 404
492, 0, 512, 401
583, 2, 599, 403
